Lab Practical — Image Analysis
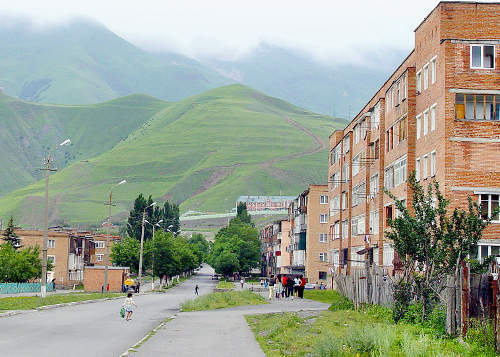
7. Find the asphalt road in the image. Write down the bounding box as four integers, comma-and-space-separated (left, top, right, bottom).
0, 265, 216, 357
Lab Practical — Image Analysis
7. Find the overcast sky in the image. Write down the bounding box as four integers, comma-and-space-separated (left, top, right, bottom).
0, 0, 496, 64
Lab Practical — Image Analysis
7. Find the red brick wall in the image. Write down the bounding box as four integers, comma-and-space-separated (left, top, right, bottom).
84, 267, 129, 292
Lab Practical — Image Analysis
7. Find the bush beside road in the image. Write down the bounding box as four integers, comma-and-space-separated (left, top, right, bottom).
181, 290, 267, 312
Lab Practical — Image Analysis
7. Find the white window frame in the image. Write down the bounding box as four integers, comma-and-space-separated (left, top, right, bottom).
369, 210, 379, 235
416, 158, 421, 181
342, 163, 349, 181
370, 174, 379, 195
319, 253, 327, 262
479, 194, 500, 222
422, 155, 428, 179
393, 156, 407, 187
470, 44, 495, 69
343, 135, 350, 154
431, 56, 437, 84
48, 240, 55, 249
423, 63, 429, 90
342, 220, 348, 239
416, 114, 421, 139
430, 104, 436, 131
48, 255, 56, 265
416, 70, 422, 93
319, 233, 328, 243
341, 192, 347, 210
320, 214, 328, 224
96, 253, 104, 262
423, 110, 429, 136
95, 241, 105, 249
352, 153, 361, 177
430, 151, 436, 177
320, 195, 328, 204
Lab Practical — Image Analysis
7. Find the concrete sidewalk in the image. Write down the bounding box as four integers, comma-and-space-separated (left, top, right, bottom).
132, 293, 329, 356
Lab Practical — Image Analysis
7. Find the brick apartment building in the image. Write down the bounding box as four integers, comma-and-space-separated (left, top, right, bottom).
327, 1, 500, 276
282, 185, 330, 283
237, 196, 295, 212
16, 229, 120, 287
260, 220, 290, 276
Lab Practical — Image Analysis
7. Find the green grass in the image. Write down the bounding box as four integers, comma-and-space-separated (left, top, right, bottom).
0, 84, 344, 226
0, 292, 123, 310
247, 290, 493, 356
181, 289, 267, 311
217, 280, 235, 289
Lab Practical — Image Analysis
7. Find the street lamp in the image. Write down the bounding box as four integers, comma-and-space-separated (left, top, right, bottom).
40, 139, 71, 298
138, 201, 156, 291
103, 179, 126, 293
145, 218, 163, 290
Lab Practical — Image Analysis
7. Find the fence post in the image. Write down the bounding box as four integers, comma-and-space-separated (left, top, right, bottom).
446, 275, 456, 335
462, 260, 469, 337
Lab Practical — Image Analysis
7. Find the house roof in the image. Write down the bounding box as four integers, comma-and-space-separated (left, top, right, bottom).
237, 196, 296, 203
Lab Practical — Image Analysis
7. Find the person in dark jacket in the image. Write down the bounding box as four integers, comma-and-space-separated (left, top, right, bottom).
286, 275, 294, 298
298, 275, 306, 298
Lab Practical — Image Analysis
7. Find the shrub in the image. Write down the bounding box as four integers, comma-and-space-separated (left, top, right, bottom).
312, 337, 348, 357
343, 324, 395, 356
401, 302, 424, 325
425, 304, 446, 337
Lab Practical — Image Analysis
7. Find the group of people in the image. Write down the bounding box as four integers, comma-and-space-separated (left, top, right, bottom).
266, 274, 306, 300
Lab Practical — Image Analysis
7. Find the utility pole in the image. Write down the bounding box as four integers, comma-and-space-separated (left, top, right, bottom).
138, 202, 156, 292
40, 155, 56, 298
103, 180, 126, 294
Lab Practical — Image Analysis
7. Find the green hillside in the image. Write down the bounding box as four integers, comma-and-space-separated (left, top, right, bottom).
0, 19, 230, 105
0, 85, 345, 227
0, 93, 169, 195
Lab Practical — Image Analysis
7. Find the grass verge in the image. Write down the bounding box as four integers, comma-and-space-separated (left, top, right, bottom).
217, 280, 235, 289
246, 290, 493, 356
0, 293, 123, 310
181, 290, 267, 311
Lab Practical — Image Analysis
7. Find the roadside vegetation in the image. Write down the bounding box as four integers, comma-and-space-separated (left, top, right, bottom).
216, 280, 235, 289
181, 290, 266, 312
0, 293, 123, 310
247, 290, 494, 356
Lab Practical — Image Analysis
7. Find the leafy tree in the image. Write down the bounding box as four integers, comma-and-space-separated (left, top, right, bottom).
110, 237, 141, 273
0, 244, 49, 282
160, 201, 180, 235
232, 202, 252, 225
209, 219, 260, 276
385, 172, 493, 321
2, 216, 21, 249
189, 233, 210, 265
127, 194, 155, 240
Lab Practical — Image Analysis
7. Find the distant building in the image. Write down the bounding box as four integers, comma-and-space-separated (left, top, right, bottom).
236, 196, 295, 212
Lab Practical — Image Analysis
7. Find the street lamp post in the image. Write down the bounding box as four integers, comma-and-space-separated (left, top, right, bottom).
145, 219, 163, 290
40, 139, 71, 298
138, 202, 156, 292
103, 179, 126, 294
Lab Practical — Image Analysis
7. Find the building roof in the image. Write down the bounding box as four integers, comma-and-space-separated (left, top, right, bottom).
237, 196, 296, 203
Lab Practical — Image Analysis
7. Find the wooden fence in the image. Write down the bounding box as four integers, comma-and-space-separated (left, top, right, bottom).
334, 266, 395, 307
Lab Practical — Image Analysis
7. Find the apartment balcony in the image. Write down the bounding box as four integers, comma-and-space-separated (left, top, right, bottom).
292, 250, 305, 267
68, 254, 83, 271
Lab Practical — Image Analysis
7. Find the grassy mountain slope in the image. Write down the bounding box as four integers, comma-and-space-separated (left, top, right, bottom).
0, 85, 345, 226
0, 93, 169, 195
0, 19, 230, 105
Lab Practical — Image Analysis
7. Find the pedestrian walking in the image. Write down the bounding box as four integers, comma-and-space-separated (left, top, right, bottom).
275, 277, 282, 300
195, 284, 199, 295
286, 275, 294, 299
282, 275, 287, 297
122, 292, 137, 321
298, 275, 306, 299
294, 277, 300, 297
268, 275, 275, 300
240, 278, 244, 289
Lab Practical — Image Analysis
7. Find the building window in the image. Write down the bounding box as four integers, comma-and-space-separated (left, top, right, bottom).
385, 206, 393, 227
398, 116, 407, 142
471, 44, 495, 69
341, 192, 348, 210
330, 195, 340, 215
416, 70, 422, 93
354, 124, 360, 144
351, 215, 365, 236
352, 182, 366, 207
384, 166, 394, 190
352, 153, 361, 177
48, 240, 55, 249
96, 254, 104, 262
393, 156, 407, 187
416, 114, 421, 139
430, 151, 436, 177
319, 233, 328, 243
422, 155, 428, 179
372, 103, 380, 129
370, 174, 379, 196
455, 93, 499, 120
343, 135, 350, 153
416, 158, 421, 181
374, 139, 380, 159
397, 81, 401, 105
319, 253, 327, 262
48, 255, 55, 265
342, 163, 349, 181
320, 214, 328, 224
320, 195, 328, 204
431, 56, 437, 84
319, 271, 327, 280
95, 241, 105, 249
423, 110, 429, 136
430, 104, 436, 131
330, 171, 340, 189
342, 220, 348, 239
333, 221, 340, 240
423, 64, 429, 90
370, 210, 379, 235
330, 145, 340, 165
480, 194, 499, 221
